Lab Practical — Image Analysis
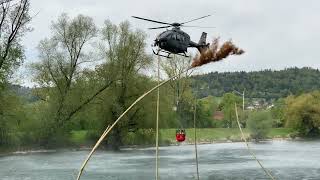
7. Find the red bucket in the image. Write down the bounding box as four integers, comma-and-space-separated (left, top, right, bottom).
176, 129, 186, 142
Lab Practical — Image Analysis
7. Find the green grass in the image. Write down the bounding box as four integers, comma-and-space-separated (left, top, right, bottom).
160, 128, 294, 143
70, 128, 295, 146
267, 128, 294, 138
70, 130, 87, 144
160, 128, 246, 143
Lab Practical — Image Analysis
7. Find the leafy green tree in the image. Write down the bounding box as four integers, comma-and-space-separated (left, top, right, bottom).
160, 55, 195, 128
0, 0, 31, 147
95, 20, 152, 150
284, 91, 320, 136
220, 93, 242, 128
0, 88, 27, 147
247, 111, 272, 140
271, 98, 285, 127
196, 96, 219, 128
30, 13, 114, 147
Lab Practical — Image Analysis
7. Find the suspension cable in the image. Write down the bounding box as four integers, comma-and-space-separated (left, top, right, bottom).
155, 55, 160, 180
194, 101, 200, 180
234, 103, 276, 180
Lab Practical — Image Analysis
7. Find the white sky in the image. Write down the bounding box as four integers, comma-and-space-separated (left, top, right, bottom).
18, 0, 320, 86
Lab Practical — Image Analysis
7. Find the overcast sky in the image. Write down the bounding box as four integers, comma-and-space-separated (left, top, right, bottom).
18, 0, 320, 86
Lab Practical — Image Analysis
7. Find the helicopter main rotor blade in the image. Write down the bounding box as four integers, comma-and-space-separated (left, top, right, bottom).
182, 25, 216, 28
148, 25, 172, 30
181, 15, 211, 25
132, 16, 172, 25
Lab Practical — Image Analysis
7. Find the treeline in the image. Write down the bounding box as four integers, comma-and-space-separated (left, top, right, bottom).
201, 91, 320, 138
192, 67, 320, 99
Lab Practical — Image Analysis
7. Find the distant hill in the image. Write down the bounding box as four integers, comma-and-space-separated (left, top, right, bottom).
191, 67, 320, 99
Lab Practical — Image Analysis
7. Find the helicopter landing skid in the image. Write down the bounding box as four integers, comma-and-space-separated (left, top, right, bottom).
152, 49, 172, 58
152, 49, 189, 59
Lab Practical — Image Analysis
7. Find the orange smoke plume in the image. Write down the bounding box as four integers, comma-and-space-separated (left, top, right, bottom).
191, 38, 245, 68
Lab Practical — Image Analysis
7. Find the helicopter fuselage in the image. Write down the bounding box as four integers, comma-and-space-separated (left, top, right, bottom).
154, 27, 197, 54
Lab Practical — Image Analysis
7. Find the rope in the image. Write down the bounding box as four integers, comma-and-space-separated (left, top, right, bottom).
193, 101, 200, 180
234, 103, 276, 180
155, 55, 160, 180
76, 66, 193, 180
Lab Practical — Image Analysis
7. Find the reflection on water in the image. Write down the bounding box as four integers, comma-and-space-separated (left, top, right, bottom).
1, 140, 320, 180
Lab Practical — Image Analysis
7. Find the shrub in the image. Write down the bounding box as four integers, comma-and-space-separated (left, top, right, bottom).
247, 111, 272, 140
284, 92, 320, 137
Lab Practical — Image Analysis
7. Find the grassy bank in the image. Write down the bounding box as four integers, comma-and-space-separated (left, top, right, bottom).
71, 128, 295, 146
160, 128, 294, 144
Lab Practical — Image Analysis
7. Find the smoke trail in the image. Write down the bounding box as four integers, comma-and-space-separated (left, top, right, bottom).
191, 38, 244, 67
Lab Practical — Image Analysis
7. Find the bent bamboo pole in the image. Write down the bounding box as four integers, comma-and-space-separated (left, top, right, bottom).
76, 125, 110, 180
76, 67, 192, 180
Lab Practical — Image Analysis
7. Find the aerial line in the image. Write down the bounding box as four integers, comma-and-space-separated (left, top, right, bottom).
234, 103, 276, 180
155, 55, 160, 180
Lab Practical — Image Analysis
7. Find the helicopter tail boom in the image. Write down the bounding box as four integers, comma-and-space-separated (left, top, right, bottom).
190, 32, 209, 53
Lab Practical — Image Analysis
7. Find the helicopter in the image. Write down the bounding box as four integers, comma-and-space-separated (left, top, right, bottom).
132, 15, 215, 58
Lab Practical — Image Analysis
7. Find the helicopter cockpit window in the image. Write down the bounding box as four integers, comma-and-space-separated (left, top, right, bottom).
171, 34, 177, 40
176, 34, 183, 41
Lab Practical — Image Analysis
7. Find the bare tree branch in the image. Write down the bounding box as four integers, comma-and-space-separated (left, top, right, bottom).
0, 0, 30, 74
64, 80, 114, 123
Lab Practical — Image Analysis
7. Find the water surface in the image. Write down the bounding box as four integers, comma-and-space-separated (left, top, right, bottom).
1, 140, 320, 180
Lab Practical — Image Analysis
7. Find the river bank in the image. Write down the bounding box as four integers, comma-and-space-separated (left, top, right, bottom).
0, 128, 300, 155
1, 136, 307, 157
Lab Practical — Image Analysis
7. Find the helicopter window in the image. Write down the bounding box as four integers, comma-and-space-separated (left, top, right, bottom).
171, 34, 177, 40
176, 34, 184, 41
176, 34, 181, 41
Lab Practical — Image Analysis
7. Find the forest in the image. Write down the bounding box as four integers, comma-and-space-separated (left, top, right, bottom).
192, 67, 320, 99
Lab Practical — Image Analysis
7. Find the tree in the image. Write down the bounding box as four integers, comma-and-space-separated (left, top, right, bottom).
284, 91, 320, 136
0, 87, 27, 146
0, 0, 31, 84
30, 14, 119, 146
160, 55, 195, 127
247, 111, 272, 140
270, 98, 285, 127
196, 96, 219, 128
161, 55, 192, 106
220, 93, 242, 128
96, 20, 152, 150
0, 0, 31, 147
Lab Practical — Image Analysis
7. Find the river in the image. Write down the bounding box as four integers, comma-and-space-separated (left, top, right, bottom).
1, 140, 320, 180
